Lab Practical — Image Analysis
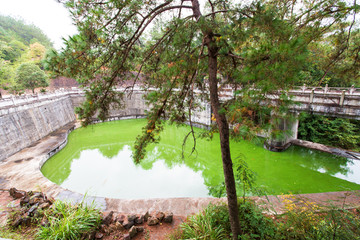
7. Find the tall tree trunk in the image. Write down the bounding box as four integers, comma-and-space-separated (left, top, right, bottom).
190, 0, 241, 238
208, 43, 241, 239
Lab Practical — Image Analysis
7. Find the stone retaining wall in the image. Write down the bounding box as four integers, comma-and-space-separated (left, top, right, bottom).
0, 97, 76, 161
0, 90, 212, 162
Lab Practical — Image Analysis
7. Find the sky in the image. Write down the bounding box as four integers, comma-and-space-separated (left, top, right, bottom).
0, 0, 78, 50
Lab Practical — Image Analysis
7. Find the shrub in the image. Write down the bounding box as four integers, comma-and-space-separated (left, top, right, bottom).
36, 200, 102, 240
170, 200, 277, 239
298, 113, 360, 150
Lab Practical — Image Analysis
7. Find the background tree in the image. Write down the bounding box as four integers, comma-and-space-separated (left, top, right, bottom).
0, 15, 53, 96
16, 62, 48, 93
49, 0, 358, 238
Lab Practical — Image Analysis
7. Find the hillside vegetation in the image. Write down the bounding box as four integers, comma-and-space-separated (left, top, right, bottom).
0, 15, 53, 96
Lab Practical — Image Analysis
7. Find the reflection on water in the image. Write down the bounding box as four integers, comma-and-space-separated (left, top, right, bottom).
60, 145, 208, 199
41, 119, 360, 199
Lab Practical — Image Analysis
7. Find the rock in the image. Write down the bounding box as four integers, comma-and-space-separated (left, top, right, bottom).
129, 226, 145, 238
95, 232, 104, 239
100, 224, 110, 234
29, 194, 43, 205
9, 188, 26, 199
82, 232, 96, 240
127, 214, 137, 222
32, 192, 44, 199
147, 216, 159, 226
116, 214, 126, 224
122, 219, 134, 229
122, 233, 130, 240
27, 203, 39, 216
20, 196, 30, 207
103, 211, 114, 225
135, 214, 144, 224
40, 217, 49, 227
109, 221, 125, 232
129, 225, 138, 238
144, 211, 150, 222
38, 202, 50, 210
156, 211, 165, 221
12, 216, 30, 228
163, 212, 173, 223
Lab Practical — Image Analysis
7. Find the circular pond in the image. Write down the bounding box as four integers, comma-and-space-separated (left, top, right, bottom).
41, 119, 360, 199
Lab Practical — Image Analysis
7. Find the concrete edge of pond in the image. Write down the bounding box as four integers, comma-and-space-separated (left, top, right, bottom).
0, 118, 360, 217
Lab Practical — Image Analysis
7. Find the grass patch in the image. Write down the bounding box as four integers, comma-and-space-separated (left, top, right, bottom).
0, 225, 36, 239
36, 200, 102, 240
169, 197, 360, 240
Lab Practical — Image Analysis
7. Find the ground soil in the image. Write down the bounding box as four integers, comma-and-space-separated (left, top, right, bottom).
0, 190, 186, 240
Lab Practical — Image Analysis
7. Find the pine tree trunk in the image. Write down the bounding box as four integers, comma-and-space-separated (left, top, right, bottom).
208, 45, 241, 240
190, 1, 241, 237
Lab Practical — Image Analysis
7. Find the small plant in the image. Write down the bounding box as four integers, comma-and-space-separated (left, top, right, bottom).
36, 200, 102, 240
170, 200, 277, 240
179, 204, 229, 240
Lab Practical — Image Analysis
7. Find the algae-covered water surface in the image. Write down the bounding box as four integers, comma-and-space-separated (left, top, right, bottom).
41, 119, 360, 199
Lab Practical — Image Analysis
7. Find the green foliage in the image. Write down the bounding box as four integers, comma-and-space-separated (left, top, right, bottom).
36, 200, 102, 240
16, 62, 48, 93
0, 15, 52, 48
0, 15, 52, 93
180, 204, 229, 240
47, 1, 359, 238
208, 156, 259, 199
171, 198, 360, 240
277, 194, 360, 239
298, 113, 360, 150
170, 200, 277, 240
0, 225, 36, 240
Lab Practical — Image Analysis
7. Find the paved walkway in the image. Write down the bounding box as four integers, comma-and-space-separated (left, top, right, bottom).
0, 123, 359, 219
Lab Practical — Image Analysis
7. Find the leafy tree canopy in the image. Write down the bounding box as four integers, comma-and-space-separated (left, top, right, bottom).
16, 62, 48, 93
48, 0, 359, 238
0, 15, 53, 94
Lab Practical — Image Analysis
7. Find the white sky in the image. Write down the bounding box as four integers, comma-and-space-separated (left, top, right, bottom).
0, 0, 78, 50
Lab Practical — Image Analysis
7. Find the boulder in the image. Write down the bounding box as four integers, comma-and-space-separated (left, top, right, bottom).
27, 203, 39, 217
95, 232, 104, 239
129, 225, 138, 238
163, 212, 173, 223
109, 221, 125, 232
122, 219, 134, 229
20, 196, 30, 207
147, 216, 159, 226
9, 188, 26, 199
127, 214, 137, 222
135, 214, 144, 224
122, 233, 130, 240
144, 211, 150, 222
12, 216, 31, 228
129, 226, 145, 238
156, 211, 165, 221
103, 211, 114, 225
38, 202, 51, 210
116, 214, 126, 224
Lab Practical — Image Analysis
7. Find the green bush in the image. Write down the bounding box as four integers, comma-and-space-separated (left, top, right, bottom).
276, 195, 360, 240
36, 200, 102, 240
298, 113, 360, 150
170, 200, 277, 240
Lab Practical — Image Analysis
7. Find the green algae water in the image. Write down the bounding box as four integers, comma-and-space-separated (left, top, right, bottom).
41, 119, 360, 199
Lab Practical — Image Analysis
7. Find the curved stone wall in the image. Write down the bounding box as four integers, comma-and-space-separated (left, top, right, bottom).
0, 96, 76, 161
